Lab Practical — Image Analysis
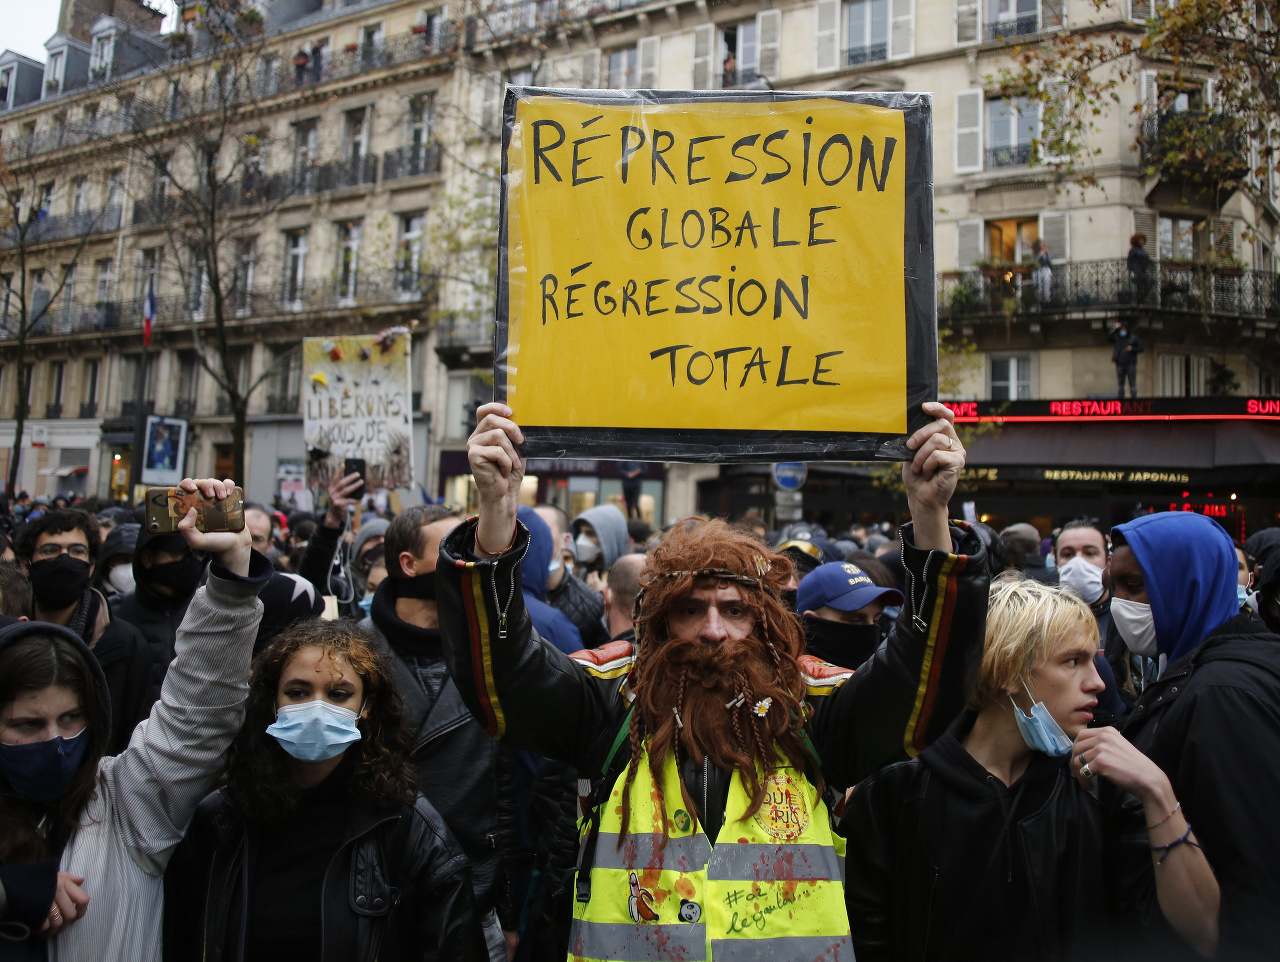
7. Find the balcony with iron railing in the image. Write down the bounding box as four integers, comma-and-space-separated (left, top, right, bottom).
265, 393, 300, 414
3, 268, 437, 343
984, 13, 1039, 40
79, 402, 97, 418
938, 259, 1280, 321
0, 205, 122, 247
174, 397, 197, 419
44, 403, 62, 419
120, 399, 155, 418
383, 144, 443, 181
844, 43, 888, 66
434, 313, 495, 368
1139, 110, 1249, 181
986, 143, 1034, 170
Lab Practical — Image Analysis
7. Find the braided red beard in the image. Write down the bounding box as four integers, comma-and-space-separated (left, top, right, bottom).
635, 632, 803, 801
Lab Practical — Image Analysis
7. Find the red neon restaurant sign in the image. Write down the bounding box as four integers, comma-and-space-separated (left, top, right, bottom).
947, 398, 1280, 424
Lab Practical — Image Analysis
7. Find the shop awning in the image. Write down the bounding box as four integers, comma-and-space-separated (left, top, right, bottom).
965, 420, 1280, 469
37, 465, 89, 477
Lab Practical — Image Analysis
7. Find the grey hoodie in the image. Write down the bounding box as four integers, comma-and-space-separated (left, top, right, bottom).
572, 503, 629, 569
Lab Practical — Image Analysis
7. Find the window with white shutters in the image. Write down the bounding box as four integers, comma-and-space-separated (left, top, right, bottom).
1040, 0, 1064, 28
1133, 209, 1158, 253
889, 0, 914, 58
1211, 218, 1236, 258
1130, 0, 1153, 20
1158, 355, 1185, 397
638, 36, 661, 88
845, 0, 890, 65
955, 0, 980, 44
957, 219, 984, 268
757, 10, 781, 79
692, 24, 715, 89
1039, 212, 1069, 262
1039, 77, 1070, 163
985, 0, 1037, 41
815, 0, 841, 70
955, 89, 983, 173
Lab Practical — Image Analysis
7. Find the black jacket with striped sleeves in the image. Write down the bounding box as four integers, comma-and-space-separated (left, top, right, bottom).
436, 519, 989, 803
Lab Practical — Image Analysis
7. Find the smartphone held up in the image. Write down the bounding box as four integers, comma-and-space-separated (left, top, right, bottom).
145, 486, 246, 534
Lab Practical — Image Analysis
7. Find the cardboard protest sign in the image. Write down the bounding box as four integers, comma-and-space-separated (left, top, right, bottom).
303, 329, 414, 490
496, 88, 935, 462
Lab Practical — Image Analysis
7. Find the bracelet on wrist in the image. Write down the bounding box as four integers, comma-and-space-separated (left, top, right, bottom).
474, 524, 517, 558
1146, 801, 1182, 831
1151, 823, 1201, 866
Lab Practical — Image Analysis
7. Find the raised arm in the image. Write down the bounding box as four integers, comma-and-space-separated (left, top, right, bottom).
436, 404, 629, 769
99, 478, 270, 875
809, 404, 991, 789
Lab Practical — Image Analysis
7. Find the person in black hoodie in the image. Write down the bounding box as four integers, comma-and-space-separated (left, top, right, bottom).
163, 619, 487, 962
360, 503, 517, 961
109, 524, 207, 701
15, 510, 152, 756
845, 576, 1219, 962
1108, 512, 1280, 961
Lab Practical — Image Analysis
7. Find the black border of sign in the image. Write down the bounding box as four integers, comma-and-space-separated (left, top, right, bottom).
494, 86, 936, 464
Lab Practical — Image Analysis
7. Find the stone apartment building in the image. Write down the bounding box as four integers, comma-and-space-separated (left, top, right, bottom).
1, 0, 1278, 532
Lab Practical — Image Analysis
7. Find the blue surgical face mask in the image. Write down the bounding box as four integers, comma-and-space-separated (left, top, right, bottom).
266, 700, 363, 762
548, 558, 562, 576
1009, 681, 1073, 757
1237, 584, 1250, 608
357, 593, 374, 617
0, 727, 90, 801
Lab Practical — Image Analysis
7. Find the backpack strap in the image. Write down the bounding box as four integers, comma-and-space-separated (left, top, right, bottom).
575, 707, 634, 904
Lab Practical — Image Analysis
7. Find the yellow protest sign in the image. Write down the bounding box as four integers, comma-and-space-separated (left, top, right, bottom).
497, 90, 936, 461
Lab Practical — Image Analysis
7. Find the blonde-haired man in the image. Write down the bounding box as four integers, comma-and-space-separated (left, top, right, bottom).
845, 577, 1220, 962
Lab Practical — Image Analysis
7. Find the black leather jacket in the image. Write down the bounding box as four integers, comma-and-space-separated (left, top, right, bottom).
545, 570, 609, 648
436, 517, 989, 797
361, 586, 518, 926
163, 790, 488, 962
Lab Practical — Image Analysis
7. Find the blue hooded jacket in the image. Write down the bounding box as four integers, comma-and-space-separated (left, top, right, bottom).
517, 505, 583, 655
1113, 512, 1239, 664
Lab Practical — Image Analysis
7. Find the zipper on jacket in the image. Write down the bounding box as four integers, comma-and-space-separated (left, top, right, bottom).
411, 714, 471, 757
201, 848, 218, 962
904, 544, 935, 634
702, 756, 709, 835
487, 536, 530, 640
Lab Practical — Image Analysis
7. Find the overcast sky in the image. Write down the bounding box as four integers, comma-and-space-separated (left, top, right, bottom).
7, 1, 177, 63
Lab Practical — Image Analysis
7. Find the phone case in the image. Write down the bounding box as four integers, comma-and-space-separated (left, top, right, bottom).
144, 486, 246, 534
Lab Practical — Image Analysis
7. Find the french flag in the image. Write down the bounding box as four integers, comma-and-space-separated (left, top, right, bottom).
143, 283, 155, 347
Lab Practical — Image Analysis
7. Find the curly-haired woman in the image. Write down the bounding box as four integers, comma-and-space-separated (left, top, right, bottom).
163, 620, 488, 962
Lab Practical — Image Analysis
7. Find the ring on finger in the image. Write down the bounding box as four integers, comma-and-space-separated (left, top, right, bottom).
1080, 762, 1093, 779
945, 436, 955, 450
49, 903, 63, 926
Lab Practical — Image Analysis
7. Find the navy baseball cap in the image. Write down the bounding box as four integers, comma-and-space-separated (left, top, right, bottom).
796, 562, 903, 614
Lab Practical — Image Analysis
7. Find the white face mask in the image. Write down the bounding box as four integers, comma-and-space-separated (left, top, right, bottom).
1057, 556, 1105, 605
575, 533, 601, 565
1111, 597, 1158, 657
107, 564, 135, 595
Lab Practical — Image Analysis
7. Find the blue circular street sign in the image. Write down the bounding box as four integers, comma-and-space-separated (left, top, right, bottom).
772, 462, 808, 490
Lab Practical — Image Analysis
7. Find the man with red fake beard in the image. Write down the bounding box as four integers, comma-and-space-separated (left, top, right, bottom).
437, 402, 990, 962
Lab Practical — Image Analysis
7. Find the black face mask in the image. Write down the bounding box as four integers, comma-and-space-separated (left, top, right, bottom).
780, 589, 798, 612
397, 571, 437, 600
802, 614, 883, 670
146, 553, 206, 598
29, 555, 92, 610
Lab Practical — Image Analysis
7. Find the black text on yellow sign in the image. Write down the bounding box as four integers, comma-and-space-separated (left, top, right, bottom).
498, 91, 934, 460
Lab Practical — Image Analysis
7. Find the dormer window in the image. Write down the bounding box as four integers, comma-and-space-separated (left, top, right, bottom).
0, 67, 12, 107
45, 52, 64, 94
91, 34, 115, 78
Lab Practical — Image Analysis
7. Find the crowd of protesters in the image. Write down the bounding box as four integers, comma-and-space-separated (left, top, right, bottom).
2, 403, 1279, 960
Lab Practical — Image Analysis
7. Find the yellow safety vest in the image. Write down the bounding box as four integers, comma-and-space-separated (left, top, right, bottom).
569, 742, 850, 961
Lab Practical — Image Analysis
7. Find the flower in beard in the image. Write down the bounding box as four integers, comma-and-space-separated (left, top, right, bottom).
615, 519, 822, 851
